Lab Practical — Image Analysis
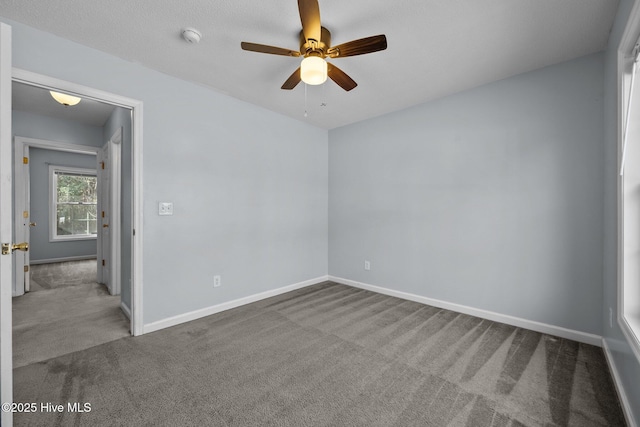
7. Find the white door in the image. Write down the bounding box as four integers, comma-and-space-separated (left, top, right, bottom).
0, 22, 14, 427
13, 142, 32, 295
97, 129, 121, 296
97, 144, 111, 291
23, 150, 31, 293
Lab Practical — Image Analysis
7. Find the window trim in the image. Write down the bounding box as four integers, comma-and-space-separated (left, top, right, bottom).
617, 5, 640, 365
49, 165, 98, 242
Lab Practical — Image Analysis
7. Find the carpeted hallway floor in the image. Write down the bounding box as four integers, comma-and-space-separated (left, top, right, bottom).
13, 282, 625, 426
13, 260, 130, 368
29, 260, 100, 291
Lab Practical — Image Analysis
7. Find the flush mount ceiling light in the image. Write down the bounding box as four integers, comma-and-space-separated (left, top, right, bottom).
49, 91, 81, 106
300, 56, 327, 85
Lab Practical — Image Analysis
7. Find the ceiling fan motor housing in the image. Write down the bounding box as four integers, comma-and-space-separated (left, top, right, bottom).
300, 26, 331, 57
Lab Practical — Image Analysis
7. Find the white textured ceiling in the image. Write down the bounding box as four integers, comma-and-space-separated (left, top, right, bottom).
0, 0, 619, 129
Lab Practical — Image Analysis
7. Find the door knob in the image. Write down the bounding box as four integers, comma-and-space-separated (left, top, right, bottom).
1, 242, 29, 255
29, 222, 36, 227
103, 224, 109, 228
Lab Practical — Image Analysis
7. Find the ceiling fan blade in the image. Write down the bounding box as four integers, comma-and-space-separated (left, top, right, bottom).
241, 42, 300, 57
327, 63, 357, 91
298, 0, 321, 45
327, 35, 387, 58
281, 67, 302, 90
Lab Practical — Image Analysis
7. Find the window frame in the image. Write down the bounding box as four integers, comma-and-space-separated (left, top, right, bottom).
49, 165, 98, 242
618, 24, 640, 364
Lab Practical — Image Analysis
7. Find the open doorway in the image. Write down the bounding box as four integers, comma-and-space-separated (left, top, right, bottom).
9, 69, 144, 339
11, 81, 132, 365
0, 62, 144, 420
13, 135, 130, 368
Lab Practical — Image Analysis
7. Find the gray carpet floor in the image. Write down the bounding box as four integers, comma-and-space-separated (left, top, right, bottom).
29, 260, 100, 291
13, 282, 625, 426
13, 261, 130, 368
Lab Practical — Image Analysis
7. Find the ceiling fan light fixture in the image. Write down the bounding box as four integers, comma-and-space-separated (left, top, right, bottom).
300, 56, 327, 85
49, 91, 81, 106
241, 0, 386, 91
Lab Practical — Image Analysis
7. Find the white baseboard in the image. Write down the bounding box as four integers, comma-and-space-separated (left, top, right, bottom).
329, 276, 602, 347
120, 301, 131, 319
30, 255, 97, 265
143, 276, 329, 334
602, 338, 638, 427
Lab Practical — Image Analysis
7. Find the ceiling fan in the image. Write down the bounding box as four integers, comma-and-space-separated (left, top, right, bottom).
241, 0, 387, 91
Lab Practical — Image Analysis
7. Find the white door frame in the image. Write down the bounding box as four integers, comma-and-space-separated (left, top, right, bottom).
13, 137, 99, 297
11, 68, 144, 337
0, 22, 13, 427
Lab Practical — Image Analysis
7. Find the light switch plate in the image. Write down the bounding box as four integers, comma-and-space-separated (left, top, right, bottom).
159, 202, 173, 216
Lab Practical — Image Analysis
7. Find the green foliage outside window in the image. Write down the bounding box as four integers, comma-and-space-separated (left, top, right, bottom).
55, 173, 97, 237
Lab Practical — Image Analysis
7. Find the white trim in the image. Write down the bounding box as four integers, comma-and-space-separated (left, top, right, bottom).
329, 276, 603, 346
131, 103, 143, 337
109, 129, 122, 297
48, 235, 97, 242
14, 136, 99, 155
0, 22, 13, 427
617, 0, 640, 366
602, 338, 639, 427
143, 276, 329, 334
120, 301, 131, 320
30, 255, 96, 265
12, 69, 145, 337
618, 314, 640, 361
48, 165, 98, 242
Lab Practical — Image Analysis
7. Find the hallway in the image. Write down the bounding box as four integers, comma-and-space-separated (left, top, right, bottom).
12, 260, 129, 368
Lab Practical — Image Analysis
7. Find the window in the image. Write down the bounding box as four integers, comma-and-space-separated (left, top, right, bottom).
619, 43, 640, 362
49, 166, 98, 241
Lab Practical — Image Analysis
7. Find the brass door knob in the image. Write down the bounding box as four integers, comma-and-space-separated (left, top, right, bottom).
103, 224, 109, 228
29, 222, 36, 227
1, 242, 29, 255
12, 242, 29, 252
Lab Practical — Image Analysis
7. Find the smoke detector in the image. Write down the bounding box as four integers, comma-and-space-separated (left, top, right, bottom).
182, 28, 202, 44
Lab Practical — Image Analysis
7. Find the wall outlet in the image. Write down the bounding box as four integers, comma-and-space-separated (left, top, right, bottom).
158, 202, 173, 216
214, 275, 221, 288
364, 260, 371, 271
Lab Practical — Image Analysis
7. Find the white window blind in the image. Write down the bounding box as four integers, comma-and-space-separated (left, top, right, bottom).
620, 45, 640, 176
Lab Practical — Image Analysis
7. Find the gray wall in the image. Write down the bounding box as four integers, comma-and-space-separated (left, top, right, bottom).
3, 17, 329, 324
28, 148, 97, 261
329, 52, 605, 335
13, 109, 103, 148
13, 110, 101, 262
603, 0, 640, 422
103, 107, 132, 309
